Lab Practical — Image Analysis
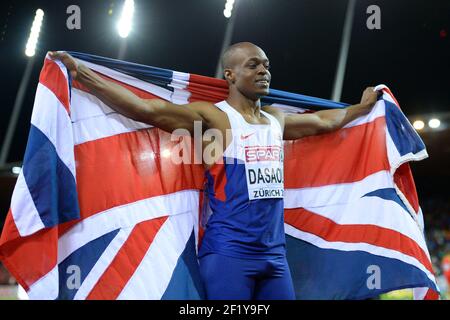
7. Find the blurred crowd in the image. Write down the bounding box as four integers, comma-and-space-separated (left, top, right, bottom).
422, 196, 450, 299
0, 263, 15, 286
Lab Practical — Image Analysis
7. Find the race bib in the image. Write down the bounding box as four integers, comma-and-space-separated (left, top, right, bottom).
244, 146, 284, 200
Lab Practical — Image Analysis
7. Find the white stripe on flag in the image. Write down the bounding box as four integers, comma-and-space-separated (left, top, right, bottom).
284, 170, 394, 209
10, 172, 46, 236
27, 266, 59, 300
170, 71, 190, 105
342, 100, 385, 129
285, 224, 437, 287
117, 211, 195, 299
70, 87, 118, 122
78, 59, 173, 102
273, 99, 385, 128
71, 88, 152, 145
74, 228, 132, 300
31, 83, 76, 178
58, 190, 199, 263
300, 196, 429, 255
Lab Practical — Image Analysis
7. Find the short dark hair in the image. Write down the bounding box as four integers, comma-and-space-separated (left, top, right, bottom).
221, 42, 261, 70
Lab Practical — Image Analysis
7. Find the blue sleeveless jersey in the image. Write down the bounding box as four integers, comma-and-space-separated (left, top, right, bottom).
198, 101, 286, 259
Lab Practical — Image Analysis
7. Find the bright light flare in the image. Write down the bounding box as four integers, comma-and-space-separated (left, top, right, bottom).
413, 120, 425, 131
12, 166, 22, 175
25, 9, 44, 57
428, 118, 441, 129
223, 0, 235, 18
117, 0, 134, 38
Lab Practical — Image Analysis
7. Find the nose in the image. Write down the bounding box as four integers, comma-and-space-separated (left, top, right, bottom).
257, 65, 269, 76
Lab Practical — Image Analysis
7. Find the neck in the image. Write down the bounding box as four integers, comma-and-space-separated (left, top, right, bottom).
226, 89, 261, 117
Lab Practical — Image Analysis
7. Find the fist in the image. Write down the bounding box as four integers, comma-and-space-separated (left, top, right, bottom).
360, 87, 378, 108
48, 51, 79, 79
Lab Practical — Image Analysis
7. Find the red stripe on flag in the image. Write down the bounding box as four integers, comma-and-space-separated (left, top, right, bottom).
73, 73, 162, 100
284, 116, 390, 188
187, 74, 228, 103
423, 289, 440, 300
73, 70, 228, 106
39, 58, 71, 114
86, 216, 168, 300
381, 87, 400, 107
285, 208, 433, 273
59, 129, 204, 234
0, 210, 57, 291
394, 163, 420, 213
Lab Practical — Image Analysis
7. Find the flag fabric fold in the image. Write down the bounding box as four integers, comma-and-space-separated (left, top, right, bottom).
0, 52, 439, 299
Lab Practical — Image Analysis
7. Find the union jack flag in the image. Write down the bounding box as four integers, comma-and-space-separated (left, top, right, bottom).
0, 52, 439, 299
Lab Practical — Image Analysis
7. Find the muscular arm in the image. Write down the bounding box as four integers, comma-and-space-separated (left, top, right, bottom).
50, 51, 209, 134
283, 87, 379, 140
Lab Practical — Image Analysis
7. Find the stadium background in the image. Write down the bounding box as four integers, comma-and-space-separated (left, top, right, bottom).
0, 0, 448, 299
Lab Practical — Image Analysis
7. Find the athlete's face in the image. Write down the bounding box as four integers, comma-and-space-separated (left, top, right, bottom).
226, 46, 271, 100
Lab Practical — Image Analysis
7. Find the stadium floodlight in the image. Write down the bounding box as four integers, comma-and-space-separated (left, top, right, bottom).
428, 118, 441, 129
12, 166, 21, 175
117, 0, 135, 38
25, 9, 44, 57
413, 120, 425, 130
223, 0, 235, 18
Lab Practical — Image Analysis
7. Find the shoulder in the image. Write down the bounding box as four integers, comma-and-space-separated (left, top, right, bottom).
187, 101, 227, 116
262, 105, 285, 117
185, 100, 216, 111
262, 105, 286, 127
186, 100, 227, 128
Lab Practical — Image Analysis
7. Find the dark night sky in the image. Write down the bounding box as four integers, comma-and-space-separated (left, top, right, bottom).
0, 0, 449, 163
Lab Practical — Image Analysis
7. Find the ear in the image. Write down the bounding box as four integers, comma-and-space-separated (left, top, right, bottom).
223, 69, 235, 84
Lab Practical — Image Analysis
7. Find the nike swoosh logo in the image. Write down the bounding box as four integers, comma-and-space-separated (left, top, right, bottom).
240, 132, 255, 140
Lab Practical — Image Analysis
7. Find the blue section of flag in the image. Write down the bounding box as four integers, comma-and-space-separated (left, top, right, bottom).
162, 230, 205, 299
286, 235, 437, 300
363, 188, 410, 214
264, 88, 349, 110
68, 51, 174, 91
22, 125, 80, 228
57, 229, 120, 300
385, 101, 425, 156
68, 51, 351, 111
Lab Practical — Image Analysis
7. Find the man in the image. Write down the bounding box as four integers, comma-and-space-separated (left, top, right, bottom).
50, 42, 378, 300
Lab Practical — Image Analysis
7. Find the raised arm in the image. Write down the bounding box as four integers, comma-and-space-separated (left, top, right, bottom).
49, 51, 209, 135
283, 87, 379, 140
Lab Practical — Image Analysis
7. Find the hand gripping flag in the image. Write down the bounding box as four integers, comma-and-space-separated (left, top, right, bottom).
0, 52, 439, 299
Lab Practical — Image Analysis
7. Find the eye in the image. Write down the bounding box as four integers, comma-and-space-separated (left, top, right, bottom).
265, 65, 270, 70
